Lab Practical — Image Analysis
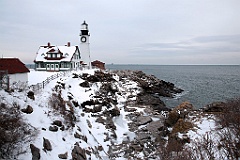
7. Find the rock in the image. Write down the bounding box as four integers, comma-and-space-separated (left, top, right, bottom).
43, 137, 52, 151
60, 125, 65, 131
72, 100, 79, 107
122, 136, 130, 144
137, 94, 163, 106
130, 144, 143, 152
81, 135, 88, 143
21, 105, 33, 114
79, 81, 90, 88
81, 99, 98, 107
95, 116, 105, 124
203, 102, 225, 112
30, 144, 40, 160
136, 94, 167, 112
136, 132, 150, 140
146, 120, 164, 134
98, 145, 103, 151
105, 118, 116, 130
92, 105, 102, 113
58, 152, 68, 159
181, 134, 190, 143
74, 132, 81, 139
27, 91, 35, 100
109, 106, 120, 117
52, 120, 62, 127
49, 125, 58, 132
124, 106, 137, 112
71, 145, 86, 160
137, 116, 152, 125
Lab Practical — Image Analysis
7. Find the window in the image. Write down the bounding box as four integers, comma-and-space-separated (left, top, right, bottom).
40, 63, 44, 68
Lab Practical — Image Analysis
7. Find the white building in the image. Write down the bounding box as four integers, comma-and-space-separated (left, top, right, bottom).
79, 21, 91, 68
34, 42, 81, 71
0, 58, 30, 85
34, 21, 92, 71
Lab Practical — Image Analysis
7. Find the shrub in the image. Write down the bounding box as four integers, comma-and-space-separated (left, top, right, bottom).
48, 93, 76, 128
0, 102, 31, 158
216, 98, 240, 159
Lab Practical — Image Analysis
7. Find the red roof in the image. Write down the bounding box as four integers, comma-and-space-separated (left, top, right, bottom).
91, 60, 105, 64
0, 58, 30, 74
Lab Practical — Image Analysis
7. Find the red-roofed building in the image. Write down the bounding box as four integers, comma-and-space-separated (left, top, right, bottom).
0, 58, 30, 85
91, 60, 105, 70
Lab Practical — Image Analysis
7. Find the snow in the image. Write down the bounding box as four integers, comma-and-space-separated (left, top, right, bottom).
28, 69, 57, 85
2, 68, 140, 159
1, 68, 223, 159
35, 45, 78, 62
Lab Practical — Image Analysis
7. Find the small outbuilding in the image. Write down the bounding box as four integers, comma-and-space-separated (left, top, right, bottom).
0, 58, 30, 85
91, 60, 105, 70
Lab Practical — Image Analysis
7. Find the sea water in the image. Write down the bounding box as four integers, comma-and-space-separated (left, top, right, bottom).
106, 65, 240, 108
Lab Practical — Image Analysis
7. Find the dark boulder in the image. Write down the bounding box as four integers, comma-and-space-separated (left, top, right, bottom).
137, 116, 152, 125
79, 81, 90, 88
109, 106, 120, 117
81, 99, 98, 107
146, 120, 165, 134
71, 144, 86, 160
58, 152, 68, 159
30, 144, 40, 160
136, 94, 167, 112
49, 125, 58, 132
92, 105, 102, 113
27, 91, 35, 100
203, 102, 225, 112
43, 137, 52, 151
52, 120, 62, 127
21, 105, 33, 114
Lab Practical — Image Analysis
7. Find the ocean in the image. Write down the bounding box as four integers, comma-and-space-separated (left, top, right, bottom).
106, 65, 240, 109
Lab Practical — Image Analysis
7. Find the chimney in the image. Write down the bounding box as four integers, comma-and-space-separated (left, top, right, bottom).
47, 42, 50, 47
67, 42, 70, 47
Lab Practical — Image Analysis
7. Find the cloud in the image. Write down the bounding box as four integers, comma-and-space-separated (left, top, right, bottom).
1, 0, 240, 64
133, 34, 240, 53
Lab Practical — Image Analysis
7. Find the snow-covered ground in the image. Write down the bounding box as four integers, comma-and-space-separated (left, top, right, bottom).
1, 69, 230, 159
28, 69, 57, 85
1, 69, 142, 159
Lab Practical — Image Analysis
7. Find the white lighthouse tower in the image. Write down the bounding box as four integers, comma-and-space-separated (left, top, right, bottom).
80, 21, 91, 68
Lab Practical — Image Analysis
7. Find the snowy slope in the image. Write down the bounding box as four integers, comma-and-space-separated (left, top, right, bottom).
1, 69, 229, 160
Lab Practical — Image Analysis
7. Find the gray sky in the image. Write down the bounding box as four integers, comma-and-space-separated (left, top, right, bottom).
1, 0, 240, 65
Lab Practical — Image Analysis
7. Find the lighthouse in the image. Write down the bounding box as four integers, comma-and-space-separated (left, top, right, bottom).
80, 21, 91, 68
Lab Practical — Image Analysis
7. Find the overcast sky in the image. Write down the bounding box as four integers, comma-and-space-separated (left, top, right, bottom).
1, 0, 240, 65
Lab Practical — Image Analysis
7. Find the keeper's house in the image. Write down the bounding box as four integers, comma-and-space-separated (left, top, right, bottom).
34, 42, 81, 71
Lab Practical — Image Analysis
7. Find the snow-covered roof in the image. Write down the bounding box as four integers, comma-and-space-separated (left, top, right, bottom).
35, 45, 79, 62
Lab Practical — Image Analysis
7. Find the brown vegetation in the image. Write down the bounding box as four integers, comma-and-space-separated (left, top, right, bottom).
0, 102, 32, 158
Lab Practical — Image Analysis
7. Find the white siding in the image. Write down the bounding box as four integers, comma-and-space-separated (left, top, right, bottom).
9, 73, 28, 85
